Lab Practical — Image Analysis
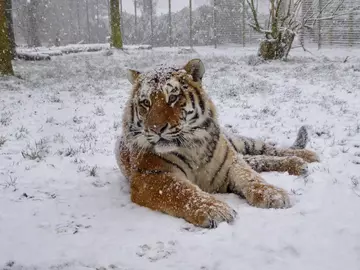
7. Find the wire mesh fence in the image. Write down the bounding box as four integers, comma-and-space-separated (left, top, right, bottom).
11, 0, 360, 49
116, 0, 360, 48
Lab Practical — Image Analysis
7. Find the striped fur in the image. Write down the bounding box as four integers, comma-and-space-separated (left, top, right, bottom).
115, 59, 320, 228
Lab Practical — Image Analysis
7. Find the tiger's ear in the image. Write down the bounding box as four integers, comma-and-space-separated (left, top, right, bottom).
183, 59, 205, 82
127, 69, 141, 85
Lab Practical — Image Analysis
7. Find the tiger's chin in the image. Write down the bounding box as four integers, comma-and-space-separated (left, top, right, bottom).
154, 142, 179, 154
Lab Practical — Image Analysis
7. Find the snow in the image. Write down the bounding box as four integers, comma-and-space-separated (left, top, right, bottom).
1, 45, 360, 270
16, 44, 152, 58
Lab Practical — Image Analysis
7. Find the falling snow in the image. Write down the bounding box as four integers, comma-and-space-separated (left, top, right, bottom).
1, 45, 360, 270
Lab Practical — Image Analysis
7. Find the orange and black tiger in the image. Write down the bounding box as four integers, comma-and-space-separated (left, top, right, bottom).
115, 59, 319, 228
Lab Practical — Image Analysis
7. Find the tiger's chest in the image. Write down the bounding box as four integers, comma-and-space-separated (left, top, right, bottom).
172, 134, 234, 193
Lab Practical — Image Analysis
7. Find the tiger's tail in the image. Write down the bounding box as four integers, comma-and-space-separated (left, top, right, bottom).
225, 125, 310, 156
290, 125, 309, 149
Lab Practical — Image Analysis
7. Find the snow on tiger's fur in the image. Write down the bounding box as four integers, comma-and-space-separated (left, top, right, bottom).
114, 59, 320, 228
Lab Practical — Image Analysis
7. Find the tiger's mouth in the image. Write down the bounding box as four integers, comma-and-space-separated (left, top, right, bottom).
151, 138, 180, 153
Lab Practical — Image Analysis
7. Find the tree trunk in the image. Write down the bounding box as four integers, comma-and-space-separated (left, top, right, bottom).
5, 0, 15, 58
110, 0, 123, 49
258, 29, 295, 60
0, 0, 14, 75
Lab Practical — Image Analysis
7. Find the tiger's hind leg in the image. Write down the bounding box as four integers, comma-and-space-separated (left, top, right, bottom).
226, 157, 291, 209
243, 155, 308, 176
226, 125, 320, 163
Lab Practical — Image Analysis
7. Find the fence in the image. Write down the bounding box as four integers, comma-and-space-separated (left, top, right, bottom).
11, 0, 360, 49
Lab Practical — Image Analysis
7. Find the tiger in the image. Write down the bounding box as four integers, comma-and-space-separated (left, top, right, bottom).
114, 58, 319, 228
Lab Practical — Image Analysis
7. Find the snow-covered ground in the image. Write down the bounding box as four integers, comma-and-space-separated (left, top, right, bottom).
1, 46, 360, 270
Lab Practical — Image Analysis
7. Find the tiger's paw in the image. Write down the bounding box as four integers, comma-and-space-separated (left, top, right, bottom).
294, 149, 320, 163
192, 198, 237, 228
286, 156, 308, 176
245, 182, 291, 209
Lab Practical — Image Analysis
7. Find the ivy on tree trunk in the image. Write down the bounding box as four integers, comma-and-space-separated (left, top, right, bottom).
0, 0, 14, 76
110, 0, 123, 49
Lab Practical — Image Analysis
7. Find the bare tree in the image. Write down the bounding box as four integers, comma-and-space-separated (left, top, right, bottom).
110, 0, 123, 48
247, 0, 360, 60
0, 0, 14, 75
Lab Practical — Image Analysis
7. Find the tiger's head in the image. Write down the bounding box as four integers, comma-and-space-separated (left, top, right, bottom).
125, 59, 217, 154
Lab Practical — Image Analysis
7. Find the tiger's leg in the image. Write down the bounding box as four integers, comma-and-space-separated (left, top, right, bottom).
227, 157, 291, 209
131, 172, 236, 228
243, 155, 308, 176
227, 126, 319, 163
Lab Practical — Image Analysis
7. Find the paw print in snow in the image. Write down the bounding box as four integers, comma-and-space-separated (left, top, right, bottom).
136, 241, 177, 262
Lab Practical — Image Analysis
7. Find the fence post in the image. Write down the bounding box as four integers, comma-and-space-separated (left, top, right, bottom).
189, 0, 192, 48
150, 0, 153, 47
76, 0, 81, 42
96, 0, 100, 42
349, 11, 354, 47
169, 0, 172, 47
86, 0, 90, 43
120, 0, 123, 43
213, 0, 217, 48
134, 0, 137, 44
318, 0, 322, 49
242, 0, 246, 47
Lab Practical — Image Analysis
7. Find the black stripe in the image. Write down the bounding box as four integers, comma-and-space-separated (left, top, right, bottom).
209, 109, 214, 118
166, 83, 173, 87
189, 92, 196, 109
193, 88, 205, 114
173, 152, 193, 170
261, 143, 266, 155
210, 147, 229, 185
157, 155, 187, 177
130, 103, 134, 123
189, 111, 199, 122
244, 141, 251, 155
200, 118, 212, 130
135, 168, 167, 175
204, 132, 220, 164
251, 140, 256, 154
228, 137, 238, 152
224, 168, 230, 184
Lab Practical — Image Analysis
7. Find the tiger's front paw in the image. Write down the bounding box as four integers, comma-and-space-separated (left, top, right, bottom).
245, 182, 291, 209
192, 197, 237, 228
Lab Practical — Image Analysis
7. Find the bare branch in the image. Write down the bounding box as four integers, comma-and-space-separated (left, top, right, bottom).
247, 22, 272, 34
246, 0, 264, 33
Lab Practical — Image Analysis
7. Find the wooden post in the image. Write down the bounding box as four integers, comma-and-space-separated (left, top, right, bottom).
348, 11, 354, 47
150, 0, 153, 46
76, 0, 81, 42
189, 0, 192, 48
242, 0, 246, 47
318, 0, 322, 49
120, 0, 124, 42
134, 0, 137, 43
213, 0, 217, 48
86, 0, 90, 43
169, 0, 172, 47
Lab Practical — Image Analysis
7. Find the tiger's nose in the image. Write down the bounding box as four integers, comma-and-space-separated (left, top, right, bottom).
149, 123, 168, 135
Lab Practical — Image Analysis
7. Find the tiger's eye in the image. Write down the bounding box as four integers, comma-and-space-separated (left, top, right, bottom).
142, 99, 150, 107
168, 95, 178, 104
